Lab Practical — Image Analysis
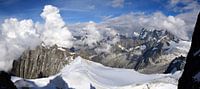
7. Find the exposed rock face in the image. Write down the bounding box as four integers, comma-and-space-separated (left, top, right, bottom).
11, 44, 75, 79
178, 12, 200, 89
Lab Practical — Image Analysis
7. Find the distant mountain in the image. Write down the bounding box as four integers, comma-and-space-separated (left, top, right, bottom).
74, 28, 190, 74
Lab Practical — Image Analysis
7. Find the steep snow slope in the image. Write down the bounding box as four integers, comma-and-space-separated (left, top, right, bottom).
12, 57, 181, 89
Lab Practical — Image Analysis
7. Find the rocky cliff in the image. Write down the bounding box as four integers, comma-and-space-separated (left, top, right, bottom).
11, 44, 75, 79
178, 12, 200, 89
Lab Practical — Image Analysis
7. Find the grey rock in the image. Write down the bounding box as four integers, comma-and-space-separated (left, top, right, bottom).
11, 44, 75, 79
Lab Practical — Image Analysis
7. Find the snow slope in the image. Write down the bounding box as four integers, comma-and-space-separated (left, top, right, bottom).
12, 57, 181, 89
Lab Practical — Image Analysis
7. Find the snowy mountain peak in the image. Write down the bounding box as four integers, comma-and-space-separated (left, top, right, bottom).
139, 28, 179, 43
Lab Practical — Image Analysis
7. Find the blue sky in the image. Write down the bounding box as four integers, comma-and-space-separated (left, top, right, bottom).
0, 0, 199, 23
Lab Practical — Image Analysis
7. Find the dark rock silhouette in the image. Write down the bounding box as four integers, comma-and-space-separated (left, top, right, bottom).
44, 76, 74, 89
0, 71, 17, 89
178, 12, 200, 89
90, 84, 96, 89
164, 55, 185, 74
14, 75, 74, 89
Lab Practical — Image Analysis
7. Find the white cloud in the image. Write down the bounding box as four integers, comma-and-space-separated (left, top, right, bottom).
88, 5, 95, 10
111, 0, 125, 8
40, 5, 73, 48
101, 15, 113, 21
182, 1, 200, 11
0, 18, 41, 71
81, 21, 102, 48
170, 0, 180, 5
167, 0, 200, 12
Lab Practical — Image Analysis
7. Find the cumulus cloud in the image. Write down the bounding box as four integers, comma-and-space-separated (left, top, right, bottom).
0, 18, 40, 71
0, 5, 74, 72
111, 0, 124, 8
40, 5, 73, 48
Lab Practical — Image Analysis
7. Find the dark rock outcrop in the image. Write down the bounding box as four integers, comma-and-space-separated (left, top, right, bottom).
11, 44, 75, 79
164, 55, 185, 74
178, 12, 200, 89
14, 76, 74, 89
45, 76, 74, 89
0, 71, 17, 89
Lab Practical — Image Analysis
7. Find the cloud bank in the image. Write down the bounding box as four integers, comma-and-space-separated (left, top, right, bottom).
101, 11, 199, 40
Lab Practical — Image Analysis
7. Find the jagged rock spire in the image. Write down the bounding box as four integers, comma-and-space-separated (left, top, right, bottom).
178, 12, 200, 89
